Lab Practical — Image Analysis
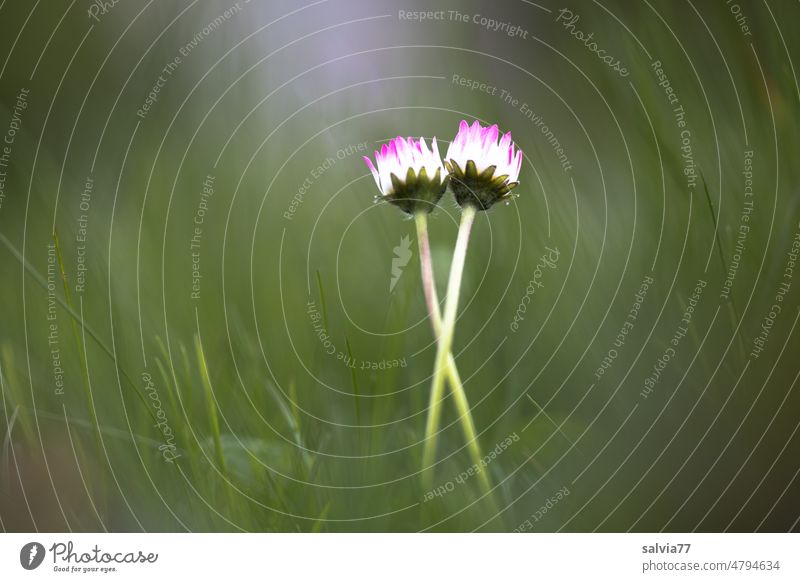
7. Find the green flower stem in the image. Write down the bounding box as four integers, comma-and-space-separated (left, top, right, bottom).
420, 206, 488, 494
413, 211, 444, 336
414, 212, 466, 407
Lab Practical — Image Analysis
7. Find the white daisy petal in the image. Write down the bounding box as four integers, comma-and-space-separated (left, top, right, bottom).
364, 136, 447, 196
446, 120, 522, 181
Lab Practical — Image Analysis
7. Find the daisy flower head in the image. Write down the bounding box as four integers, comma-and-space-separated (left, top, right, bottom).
363, 136, 449, 214
445, 120, 522, 211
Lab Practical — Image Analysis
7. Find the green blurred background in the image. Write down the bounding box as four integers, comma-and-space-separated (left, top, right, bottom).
0, 0, 799, 532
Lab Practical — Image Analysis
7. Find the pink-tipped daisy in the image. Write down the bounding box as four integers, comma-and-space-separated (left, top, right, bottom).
363, 136, 449, 214
445, 120, 523, 210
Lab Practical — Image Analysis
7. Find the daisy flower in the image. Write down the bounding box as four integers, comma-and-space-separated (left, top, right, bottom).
363, 136, 449, 214
445, 120, 522, 210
